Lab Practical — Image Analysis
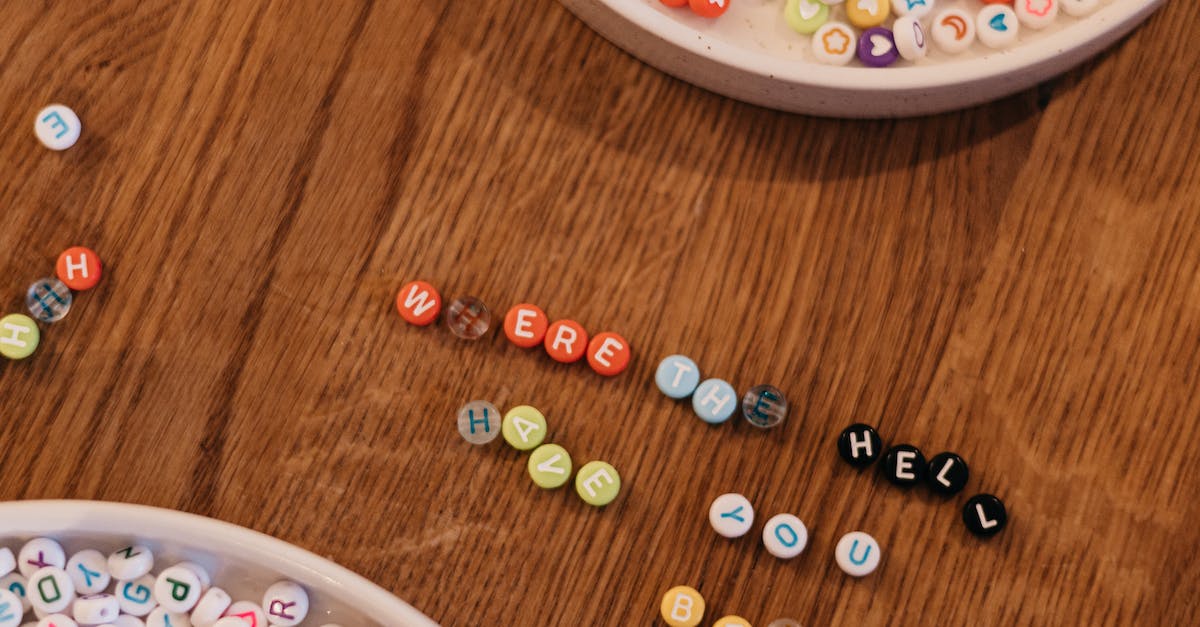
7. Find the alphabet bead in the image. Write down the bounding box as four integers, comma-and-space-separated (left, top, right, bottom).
575, 461, 621, 506
692, 379, 737, 424
191, 587, 233, 626
660, 586, 704, 627
72, 593, 119, 625
154, 565, 201, 613
528, 444, 573, 489
544, 320, 587, 363
835, 531, 881, 577
115, 575, 158, 616
212, 618, 249, 627
0, 572, 29, 613
456, 400, 501, 445
145, 608, 192, 627
0, 314, 39, 360
926, 452, 969, 495
25, 278, 72, 323
882, 444, 926, 487
261, 581, 308, 626
18, 541, 64, 579
963, 494, 1008, 537
35, 614, 77, 627
395, 281, 441, 326
741, 385, 786, 429
502, 405, 547, 451
586, 332, 631, 376
762, 514, 808, 559
0, 549, 14, 578
837, 424, 882, 467
0, 588, 20, 627
714, 617, 751, 627
65, 551, 110, 595
655, 355, 700, 399
222, 601, 266, 627
34, 105, 81, 151
55, 247, 102, 291
27, 567, 74, 615
444, 296, 491, 340
708, 493, 754, 539
107, 547, 154, 582
503, 304, 548, 348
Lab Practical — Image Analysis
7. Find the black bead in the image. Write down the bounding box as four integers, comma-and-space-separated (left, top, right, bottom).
837, 423, 882, 467
882, 444, 926, 486
926, 452, 969, 495
962, 494, 1007, 537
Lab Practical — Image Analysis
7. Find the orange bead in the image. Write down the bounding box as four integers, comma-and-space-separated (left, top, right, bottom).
688, 0, 730, 18
661, 0, 689, 6
587, 332, 631, 376
396, 280, 441, 326
544, 320, 588, 363
504, 303, 548, 348
55, 246, 102, 291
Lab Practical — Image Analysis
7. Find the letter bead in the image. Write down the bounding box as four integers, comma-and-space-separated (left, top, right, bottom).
528, 444, 573, 489
0, 314, 40, 360
741, 385, 787, 429
692, 379, 737, 424
35, 614, 77, 627
586, 332, 631, 376
73, 593, 119, 625
444, 296, 491, 340
191, 587, 233, 626
34, 104, 81, 151
660, 586, 704, 627
963, 494, 1008, 537
145, 608, 192, 627
835, 531, 881, 577
502, 405, 547, 451
837, 423, 882, 467
107, 615, 146, 627
28, 567, 74, 615
395, 281, 441, 326
544, 320, 587, 363
116, 575, 158, 616
709, 493, 754, 539
655, 355, 700, 399
714, 617, 751, 627
65, 550, 110, 595
154, 566, 201, 613
25, 278, 72, 324
0, 588, 21, 627
0, 549, 14, 578
926, 452, 969, 495
222, 601, 266, 627
575, 461, 621, 506
456, 400, 501, 445
55, 247, 102, 291
18, 540, 64, 579
0, 572, 29, 613
261, 581, 308, 626
882, 444, 926, 487
108, 546, 154, 582
503, 304, 548, 348
212, 618, 249, 627
762, 514, 808, 559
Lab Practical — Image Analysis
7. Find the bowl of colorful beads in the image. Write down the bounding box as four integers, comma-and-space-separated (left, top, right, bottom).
0, 500, 436, 627
560, 0, 1165, 117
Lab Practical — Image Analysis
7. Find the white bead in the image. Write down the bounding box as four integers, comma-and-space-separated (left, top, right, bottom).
115, 575, 158, 617
977, 5, 1020, 49
261, 582, 307, 627
189, 587, 232, 627
0, 549, 15, 578
107, 547, 153, 582
0, 573, 30, 613
35, 615, 76, 627
762, 514, 808, 559
174, 564, 210, 591
210, 619, 247, 627
27, 568, 74, 615
890, 0, 934, 19
835, 531, 881, 577
708, 494, 754, 539
930, 8, 975, 54
811, 22, 857, 66
1014, 0, 1058, 29
221, 602, 263, 627
72, 593, 120, 625
1060, 0, 1099, 16
145, 608, 192, 627
107, 616, 145, 627
892, 15, 928, 60
154, 567, 201, 613
0, 587, 22, 627
18, 540, 65, 578
65, 551, 111, 596
34, 105, 81, 151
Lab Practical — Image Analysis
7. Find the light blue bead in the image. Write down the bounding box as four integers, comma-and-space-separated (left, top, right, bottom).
692, 378, 737, 424
655, 355, 700, 399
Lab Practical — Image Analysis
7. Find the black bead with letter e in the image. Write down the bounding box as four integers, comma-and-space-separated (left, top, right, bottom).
838, 423, 882, 467
926, 452, 969, 495
882, 444, 926, 487
963, 493, 1006, 537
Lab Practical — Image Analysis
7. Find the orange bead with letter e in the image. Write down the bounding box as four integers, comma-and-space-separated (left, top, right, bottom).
586, 331, 631, 376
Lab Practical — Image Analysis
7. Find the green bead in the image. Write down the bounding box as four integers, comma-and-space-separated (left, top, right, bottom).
528, 444, 572, 489
785, 0, 829, 35
0, 314, 40, 360
575, 461, 620, 506
502, 405, 547, 451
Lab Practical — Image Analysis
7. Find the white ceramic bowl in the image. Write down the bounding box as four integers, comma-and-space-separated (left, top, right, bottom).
0, 500, 437, 626
560, 0, 1165, 117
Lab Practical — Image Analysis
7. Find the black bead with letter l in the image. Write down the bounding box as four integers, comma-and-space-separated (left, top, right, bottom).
963, 493, 1007, 537
927, 452, 969, 495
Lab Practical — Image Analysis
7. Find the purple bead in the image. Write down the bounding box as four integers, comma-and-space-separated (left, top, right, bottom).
858, 26, 899, 67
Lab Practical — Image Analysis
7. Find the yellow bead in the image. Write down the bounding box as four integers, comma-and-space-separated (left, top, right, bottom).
714, 617, 752, 627
574, 461, 620, 506
660, 586, 704, 627
527, 444, 572, 489
502, 405, 547, 451
846, 0, 888, 28
0, 314, 40, 360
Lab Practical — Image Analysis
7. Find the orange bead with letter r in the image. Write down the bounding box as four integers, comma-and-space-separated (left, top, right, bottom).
586, 332, 631, 376
396, 280, 441, 326
544, 319, 588, 363
55, 246, 102, 291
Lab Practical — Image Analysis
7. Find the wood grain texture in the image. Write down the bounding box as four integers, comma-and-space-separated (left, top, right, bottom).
1, 1, 1198, 624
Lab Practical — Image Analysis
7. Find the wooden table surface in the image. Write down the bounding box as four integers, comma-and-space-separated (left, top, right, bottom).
2, 1, 1197, 625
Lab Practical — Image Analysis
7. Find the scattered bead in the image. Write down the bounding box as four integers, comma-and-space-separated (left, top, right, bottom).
931, 8, 976, 54
528, 444, 573, 489
25, 278, 72, 323
262, 580, 308, 626
107, 546, 153, 582
502, 405, 548, 451
812, 21, 857, 66
688, 0, 730, 19
762, 514, 808, 559
456, 400, 501, 445
0, 314, 40, 360
445, 296, 491, 340
837, 423, 882, 467
926, 452, 969, 495
846, 0, 888, 29
977, 4, 1020, 49
34, 105, 81, 151
575, 461, 621, 506
835, 531, 881, 577
890, 0, 935, 19
660, 586, 705, 627
65, 550, 110, 595
395, 280, 441, 326
503, 304, 548, 348
741, 385, 787, 429
882, 444, 926, 487
892, 15, 928, 60
963, 493, 1008, 537
858, 26, 899, 67
1015, 0, 1058, 29
708, 493, 754, 539
18, 539, 65, 578
655, 355, 701, 399
714, 617, 751, 627
785, 0, 830, 36
586, 332, 631, 376
692, 379, 737, 424
55, 247, 102, 291
544, 319, 587, 363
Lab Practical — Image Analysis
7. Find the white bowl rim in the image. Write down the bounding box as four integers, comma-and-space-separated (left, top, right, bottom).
603, 0, 1161, 91
0, 499, 437, 627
